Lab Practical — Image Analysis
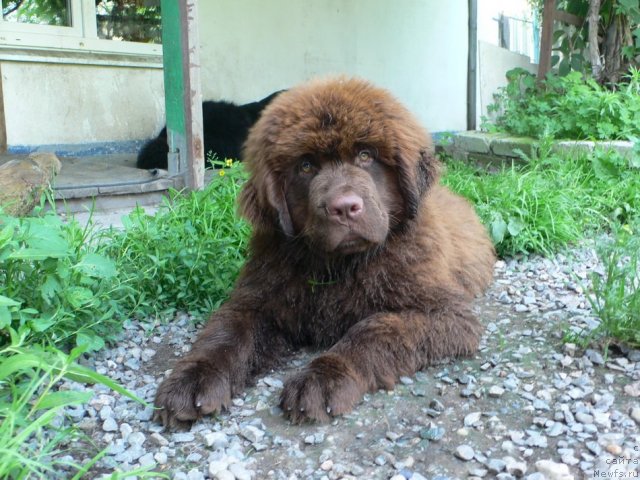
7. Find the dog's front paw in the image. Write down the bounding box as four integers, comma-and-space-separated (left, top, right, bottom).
280, 353, 365, 423
154, 359, 231, 429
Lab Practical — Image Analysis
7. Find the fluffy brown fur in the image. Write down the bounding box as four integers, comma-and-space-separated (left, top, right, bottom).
154, 77, 496, 428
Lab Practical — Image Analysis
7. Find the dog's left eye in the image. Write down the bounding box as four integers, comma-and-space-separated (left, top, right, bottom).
357, 149, 373, 166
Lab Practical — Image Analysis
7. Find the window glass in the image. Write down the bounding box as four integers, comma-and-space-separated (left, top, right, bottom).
2, 0, 71, 26
95, 0, 161, 44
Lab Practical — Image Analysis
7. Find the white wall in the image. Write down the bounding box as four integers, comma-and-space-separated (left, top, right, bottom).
1, 0, 469, 150
1, 62, 164, 146
477, 40, 537, 125
198, 0, 469, 133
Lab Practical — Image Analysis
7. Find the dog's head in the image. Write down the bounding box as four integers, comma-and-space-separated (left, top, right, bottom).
239, 77, 440, 255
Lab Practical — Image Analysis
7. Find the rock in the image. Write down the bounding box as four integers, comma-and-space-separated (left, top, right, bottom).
489, 386, 505, 397
624, 381, 640, 397
455, 445, 475, 461
239, 425, 265, 443
102, 417, 118, 432
0, 153, 62, 216
464, 412, 482, 427
204, 432, 229, 449
486, 458, 506, 473
534, 460, 574, 480
504, 456, 527, 477
228, 463, 252, 480
629, 406, 640, 424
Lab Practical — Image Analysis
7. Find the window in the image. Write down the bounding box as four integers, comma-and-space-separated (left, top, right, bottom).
0, 0, 162, 60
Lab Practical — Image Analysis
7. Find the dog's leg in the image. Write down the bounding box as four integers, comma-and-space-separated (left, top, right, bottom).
154, 307, 285, 428
280, 304, 482, 423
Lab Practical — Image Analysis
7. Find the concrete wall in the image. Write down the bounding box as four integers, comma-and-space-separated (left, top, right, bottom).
1, 62, 165, 150
477, 40, 537, 126
1, 0, 469, 153
198, 0, 469, 134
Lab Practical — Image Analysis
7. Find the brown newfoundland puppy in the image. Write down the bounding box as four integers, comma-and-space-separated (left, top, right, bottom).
154, 77, 496, 427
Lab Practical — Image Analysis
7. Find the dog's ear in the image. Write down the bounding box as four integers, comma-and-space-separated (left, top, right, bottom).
395, 147, 440, 219
238, 174, 294, 236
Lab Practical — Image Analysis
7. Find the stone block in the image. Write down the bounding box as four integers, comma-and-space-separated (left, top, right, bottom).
491, 136, 538, 158
552, 140, 634, 159
454, 131, 494, 154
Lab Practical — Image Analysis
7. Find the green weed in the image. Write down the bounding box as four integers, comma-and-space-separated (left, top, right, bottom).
485, 67, 640, 140
583, 221, 640, 348
101, 159, 250, 318
0, 327, 147, 479
0, 206, 126, 352
442, 142, 640, 257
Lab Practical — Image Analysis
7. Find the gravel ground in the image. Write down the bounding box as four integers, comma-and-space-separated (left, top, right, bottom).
51, 240, 640, 480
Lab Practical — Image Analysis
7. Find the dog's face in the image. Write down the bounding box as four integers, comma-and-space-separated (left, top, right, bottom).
239, 77, 440, 255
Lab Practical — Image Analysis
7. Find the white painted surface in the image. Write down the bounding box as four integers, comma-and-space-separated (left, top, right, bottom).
1, 1, 469, 149
1, 61, 165, 146
477, 40, 537, 125
198, 0, 469, 133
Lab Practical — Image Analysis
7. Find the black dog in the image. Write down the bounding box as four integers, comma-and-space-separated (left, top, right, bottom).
136, 91, 282, 170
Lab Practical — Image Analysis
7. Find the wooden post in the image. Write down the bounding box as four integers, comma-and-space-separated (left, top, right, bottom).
467, 0, 478, 130
537, 0, 557, 80
160, 0, 204, 190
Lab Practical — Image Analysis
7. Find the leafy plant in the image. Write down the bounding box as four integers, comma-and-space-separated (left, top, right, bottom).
0, 206, 126, 352
101, 159, 250, 318
0, 328, 147, 479
442, 141, 640, 257
577, 221, 640, 348
485, 67, 640, 140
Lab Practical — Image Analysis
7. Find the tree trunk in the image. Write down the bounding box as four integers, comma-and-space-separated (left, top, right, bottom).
588, 0, 602, 81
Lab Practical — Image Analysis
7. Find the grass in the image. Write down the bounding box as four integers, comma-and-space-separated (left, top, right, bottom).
99, 159, 250, 318
581, 221, 640, 349
0, 329, 148, 479
442, 141, 640, 257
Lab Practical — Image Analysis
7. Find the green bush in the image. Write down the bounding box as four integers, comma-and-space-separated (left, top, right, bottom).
0, 207, 125, 352
485, 67, 640, 140
102, 160, 250, 318
442, 143, 640, 257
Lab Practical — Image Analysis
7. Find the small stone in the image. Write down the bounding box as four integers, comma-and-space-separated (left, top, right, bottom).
239, 425, 265, 443
399, 376, 414, 385
154, 452, 168, 464
535, 460, 574, 480
624, 381, 640, 397
489, 386, 505, 397
486, 458, 506, 473
585, 349, 604, 365
263, 376, 283, 388
605, 444, 622, 455
464, 412, 482, 427
149, 432, 169, 446
213, 471, 235, 480
504, 456, 527, 477
172, 432, 195, 443
455, 445, 475, 461
228, 463, 251, 480
204, 432, 229, 449
186, 469, 205, 480
420, 426, 445, 441
102, 417, 118, 432
469, 468, 489, 477
374, 455, 387, 466
208, 460, 228, 476
575, 412, 593, 424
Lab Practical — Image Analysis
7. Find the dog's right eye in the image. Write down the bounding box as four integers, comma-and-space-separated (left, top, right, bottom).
300, 160, 314, 174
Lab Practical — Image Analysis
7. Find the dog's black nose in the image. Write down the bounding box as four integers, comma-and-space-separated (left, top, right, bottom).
328, 193, 364, 220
